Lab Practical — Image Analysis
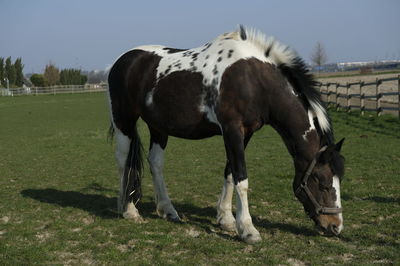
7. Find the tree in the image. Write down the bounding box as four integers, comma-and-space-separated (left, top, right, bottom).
310, 41, 328, 71
14, 58, 24, 87
0, 58, 4, 87
5, 57, 16, 87
87, 70, 108, 84
30, 74, 45, 87
59, 68, 87, 85
43, 62, 60, 86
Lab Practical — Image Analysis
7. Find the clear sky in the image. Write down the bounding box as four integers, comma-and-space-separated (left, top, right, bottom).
1, 0, 399, 73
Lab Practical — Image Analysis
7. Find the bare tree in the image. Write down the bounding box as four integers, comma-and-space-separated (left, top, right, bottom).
310, 42, 328, 71
43, 62, 60, 86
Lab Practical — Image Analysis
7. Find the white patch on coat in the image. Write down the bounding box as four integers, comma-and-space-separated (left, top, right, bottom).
302, 110, 316, 141
287, 81, 298, 96
145, 89, 154, 107
332, 176, 343, 233
131, 26, 297, 127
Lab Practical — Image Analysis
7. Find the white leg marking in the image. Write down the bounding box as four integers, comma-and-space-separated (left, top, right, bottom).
115, 129, 143, 221
235, 179, 261, 244
148, 143, 179, 220
123, 202, 144, 222
333, 176, 344, 233
217, 173, 236, 232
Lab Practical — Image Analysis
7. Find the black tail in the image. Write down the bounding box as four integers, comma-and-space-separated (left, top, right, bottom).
119, 125, 144, 214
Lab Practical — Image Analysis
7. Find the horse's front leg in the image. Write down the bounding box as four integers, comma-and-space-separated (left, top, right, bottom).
217, 163, 236, 232
222, 126, 261, 244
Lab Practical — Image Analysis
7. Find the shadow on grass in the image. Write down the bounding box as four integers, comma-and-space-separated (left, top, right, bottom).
363, 196, 400, 204
21, 188, 319, 238
254, 218, 318, 237
21, 188, 119, 219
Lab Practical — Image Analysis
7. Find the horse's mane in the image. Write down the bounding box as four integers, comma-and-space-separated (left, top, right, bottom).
238, 26, 334, 145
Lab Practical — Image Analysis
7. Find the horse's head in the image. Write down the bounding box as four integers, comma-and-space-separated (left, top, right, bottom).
294, 139, 345, 236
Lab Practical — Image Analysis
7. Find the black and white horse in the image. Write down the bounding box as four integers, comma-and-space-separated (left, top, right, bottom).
108, 26, 345, 243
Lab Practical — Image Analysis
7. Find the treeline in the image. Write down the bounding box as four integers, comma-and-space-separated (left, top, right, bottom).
0, 57, 24, 88
30, 63, 87, 87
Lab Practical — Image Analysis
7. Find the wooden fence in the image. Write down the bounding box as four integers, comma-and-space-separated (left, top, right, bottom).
0, 84, 107, 96
317, 75, 400, 117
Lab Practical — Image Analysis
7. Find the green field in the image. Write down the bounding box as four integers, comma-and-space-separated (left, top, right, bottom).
0, 93, 399, 265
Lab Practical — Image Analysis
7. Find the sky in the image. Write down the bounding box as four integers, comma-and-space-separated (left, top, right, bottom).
1, 0, 399, 74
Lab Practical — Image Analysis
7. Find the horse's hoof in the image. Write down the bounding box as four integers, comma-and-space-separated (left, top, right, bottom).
241, 233, 262, 244
219, 222, 237, 232
166, 213, 182, 223
123, 212, 145, 223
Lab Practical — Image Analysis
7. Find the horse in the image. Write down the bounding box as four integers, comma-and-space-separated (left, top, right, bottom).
107, 26, 345, 244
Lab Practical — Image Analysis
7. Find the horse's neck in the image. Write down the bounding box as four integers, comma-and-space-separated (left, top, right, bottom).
270, 106, 321, 173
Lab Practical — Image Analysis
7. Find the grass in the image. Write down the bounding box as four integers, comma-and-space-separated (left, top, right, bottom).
0, 93, 399, 265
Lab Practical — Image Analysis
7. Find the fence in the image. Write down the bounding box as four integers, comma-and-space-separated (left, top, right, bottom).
317, 75, 400, 117
0, 84, 107, 96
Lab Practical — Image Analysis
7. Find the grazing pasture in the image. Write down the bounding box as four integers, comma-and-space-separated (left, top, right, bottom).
0, 93, 399, 265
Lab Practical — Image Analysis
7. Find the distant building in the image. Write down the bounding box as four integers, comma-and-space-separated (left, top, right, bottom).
310, 60, 400, 73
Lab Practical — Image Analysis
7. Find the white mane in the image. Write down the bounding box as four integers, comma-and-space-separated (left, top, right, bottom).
238, 26, 297, 67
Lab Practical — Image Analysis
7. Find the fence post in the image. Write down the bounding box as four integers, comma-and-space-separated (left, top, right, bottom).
376, 78, 382, 116
397, 75, 400, 118
361, 81, 365, 115
326, 83, 329, 106
346, 83, 350, 112
335, 83, 339, 110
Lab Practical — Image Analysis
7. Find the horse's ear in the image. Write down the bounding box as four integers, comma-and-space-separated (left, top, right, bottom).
319, 145, 335, 164
335, 138, 345, 152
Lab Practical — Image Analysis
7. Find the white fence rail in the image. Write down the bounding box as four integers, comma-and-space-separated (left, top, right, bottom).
0, 84, 107, 96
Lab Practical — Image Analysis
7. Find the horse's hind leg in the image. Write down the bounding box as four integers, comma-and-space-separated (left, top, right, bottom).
115, 128, 143, 222
217, 162, 236, 232
148, 128, 180, 221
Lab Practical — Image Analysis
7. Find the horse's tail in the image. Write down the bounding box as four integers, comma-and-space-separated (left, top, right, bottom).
107, 49, 146, 214
118, 123, 144, 214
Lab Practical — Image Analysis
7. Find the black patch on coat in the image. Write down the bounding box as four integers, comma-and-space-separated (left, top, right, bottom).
239, 25, 247, 40
201, 43, 212, 52
191, 53, 199, 60
163, 47, 188, 54
144, 70, 221, 139
212, 65, 218, 75
265, 46, 272, 57
183, 50, 194, 57
108, 49, 161, 137
228, 49, 234, 58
